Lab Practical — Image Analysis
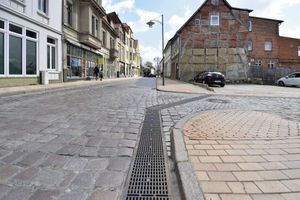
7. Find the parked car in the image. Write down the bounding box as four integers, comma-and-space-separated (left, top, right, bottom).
276, 72, 300, 87
194, 71, 225, 87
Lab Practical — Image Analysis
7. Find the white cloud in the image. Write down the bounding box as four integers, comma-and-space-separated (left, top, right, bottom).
102, 0, 135, 13
127, 9, 161, 33
139, 44, 161, 64
252, 0, 300, 19
165, 7, 193, 42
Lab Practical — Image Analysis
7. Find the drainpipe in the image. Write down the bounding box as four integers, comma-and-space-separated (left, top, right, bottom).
61, 0, 65, 82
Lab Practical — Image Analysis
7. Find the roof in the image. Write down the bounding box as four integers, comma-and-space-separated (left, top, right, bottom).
122, 23, 133, 33
107, 12, 122, 24
175, 0, 252, 35
250, 16, 284, 23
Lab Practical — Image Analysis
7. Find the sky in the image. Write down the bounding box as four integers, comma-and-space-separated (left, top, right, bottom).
102, 0, 300, 64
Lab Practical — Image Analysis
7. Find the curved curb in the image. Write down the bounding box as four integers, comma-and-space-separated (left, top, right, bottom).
171, 113, 205, 200
156, 88, 205, 95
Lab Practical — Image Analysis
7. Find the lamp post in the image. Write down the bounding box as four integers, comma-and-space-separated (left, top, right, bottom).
147, 14, 165, 86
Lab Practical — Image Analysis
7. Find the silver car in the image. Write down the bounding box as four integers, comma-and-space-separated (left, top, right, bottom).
276, 72, 300, 87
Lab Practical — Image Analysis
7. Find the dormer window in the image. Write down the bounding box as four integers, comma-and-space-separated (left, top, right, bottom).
210, 15, 219, 26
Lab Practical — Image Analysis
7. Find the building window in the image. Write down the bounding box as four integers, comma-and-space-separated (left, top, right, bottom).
248, 21, 252, 32
298, 46, 300, 57
102, 31, 106, 47
47, 37, 56, 70
0, 32, 4, 75
265, 41, 272, 51
66, 2, 73, 26
0, 20, 4, 29
255, 59, 262, 66
26, 40, 37, 75
195, 19, 201, 26
9, 35, 23, 75
210, 15, 219, 26
95, 19, 99, 38
247, 40, 253, 51
268, 60, 274, 68
211, 0, 219, 5
38, 0, 48, 14
92, 16, 95, 36
110, 38, 115, 49
26, 30, 37, 75
92, 16, 98, 37
9, 24, 22, 34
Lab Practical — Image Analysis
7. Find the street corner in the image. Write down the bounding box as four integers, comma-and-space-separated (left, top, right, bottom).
179, 110, 300, 200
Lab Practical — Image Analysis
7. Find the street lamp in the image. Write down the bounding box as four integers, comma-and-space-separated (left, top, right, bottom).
147, 14, 165, 86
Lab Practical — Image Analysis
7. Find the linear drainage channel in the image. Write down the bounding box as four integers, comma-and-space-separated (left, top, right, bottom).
124, 109, 171, 200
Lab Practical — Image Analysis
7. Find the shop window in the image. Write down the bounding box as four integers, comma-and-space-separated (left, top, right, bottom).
26, 30, 37, 39
268, 60, 274, 69
9, 24, 22, 34
26, 40, 37, 75
0, 20, 4, 29
9, 35, 22, 75
210, 15, 219, 26
265, 41, 272, 51
0, 33, 4, 74
47, 37, 56, 70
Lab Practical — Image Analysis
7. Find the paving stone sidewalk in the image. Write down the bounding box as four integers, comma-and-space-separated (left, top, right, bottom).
183, 110, 300, 200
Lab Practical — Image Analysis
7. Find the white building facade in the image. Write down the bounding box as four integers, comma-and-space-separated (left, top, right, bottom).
0, 0, 63, 87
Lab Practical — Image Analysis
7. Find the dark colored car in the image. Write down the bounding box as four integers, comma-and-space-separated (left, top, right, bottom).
194, 71, 225, 87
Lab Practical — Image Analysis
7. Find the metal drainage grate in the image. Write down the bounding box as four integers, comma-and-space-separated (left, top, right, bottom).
125, 109, 171, 199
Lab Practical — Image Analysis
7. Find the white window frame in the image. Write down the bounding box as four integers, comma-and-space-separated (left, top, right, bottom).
248, 21, 252, 32
47, 37, 57, 70
0, 19, 6, 77
247, 40, 253, 51
265, 41, 272, 51
25, 29, 39, 76
8, 22, 24, 76
210, 15, 219, 26
298, 46, 300, 57
268, 60, 274, 68
255, 59, 262, 66
38, 0, 48, 15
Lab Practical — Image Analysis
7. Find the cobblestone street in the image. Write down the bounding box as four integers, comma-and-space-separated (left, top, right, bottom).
0, 78, 299, 200
0, 79, 165, 200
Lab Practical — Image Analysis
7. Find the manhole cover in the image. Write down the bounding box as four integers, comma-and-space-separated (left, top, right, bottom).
206, 99, 229, 104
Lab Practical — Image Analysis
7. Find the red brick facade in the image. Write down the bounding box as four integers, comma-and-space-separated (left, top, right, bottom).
166, 0, 300, 83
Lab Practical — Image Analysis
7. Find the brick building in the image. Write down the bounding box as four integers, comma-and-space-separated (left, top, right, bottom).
165, 0, 300, 83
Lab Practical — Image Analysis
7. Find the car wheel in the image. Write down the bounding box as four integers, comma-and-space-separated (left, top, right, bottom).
220, 84, 225, 87
278, 81, 285, 86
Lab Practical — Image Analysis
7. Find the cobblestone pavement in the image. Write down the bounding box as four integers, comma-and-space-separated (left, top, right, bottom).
160, 92, 300, 200
0, 78, 196, 200
1, 77, 299, 200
